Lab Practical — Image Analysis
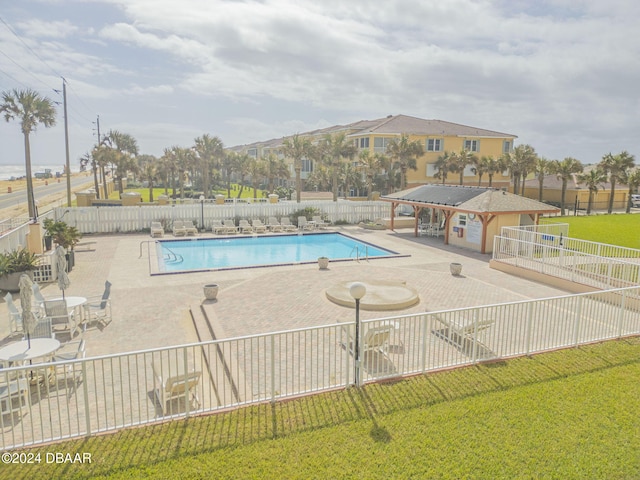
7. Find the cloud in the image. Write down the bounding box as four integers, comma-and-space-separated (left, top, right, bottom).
15, 19, 79, 38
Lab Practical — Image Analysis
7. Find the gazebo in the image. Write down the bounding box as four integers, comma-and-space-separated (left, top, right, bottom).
381, 184, 560, 254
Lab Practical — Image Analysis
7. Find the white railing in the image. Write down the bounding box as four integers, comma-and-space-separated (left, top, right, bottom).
52, 201, 390, 235
2, 286, 639, 451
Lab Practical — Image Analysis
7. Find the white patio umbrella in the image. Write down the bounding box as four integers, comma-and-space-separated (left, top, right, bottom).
55, 245, 70, 299
19, 273, 37, 348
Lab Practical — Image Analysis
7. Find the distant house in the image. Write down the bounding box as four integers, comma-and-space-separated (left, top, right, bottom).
382, 184, 559, 254
522, 174, 628, 211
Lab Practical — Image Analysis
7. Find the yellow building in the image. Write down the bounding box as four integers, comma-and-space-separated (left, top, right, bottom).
231, 114, 517, 191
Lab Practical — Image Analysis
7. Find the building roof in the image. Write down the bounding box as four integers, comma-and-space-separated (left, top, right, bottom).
228, 114, 517, 151
382, 184, 560, 214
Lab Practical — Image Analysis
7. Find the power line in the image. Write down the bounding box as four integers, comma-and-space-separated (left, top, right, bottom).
0, 15, 63, 80
0, 47, 56, 92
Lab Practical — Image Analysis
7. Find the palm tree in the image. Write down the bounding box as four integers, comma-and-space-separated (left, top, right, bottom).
358, 150, 386, 200
599, 151, 636, 214
386, 134, 424, 191
504, 144, 537, 195
228, 152, 252, 198
471, 156, 490, 186
434, 151, 453, 184
104, 130, 139, 195
137, 154, 158, 202
622, 168, 640, 214
282, 134, 315, 203
248, 157, 266, 199
1, 89, 56, 220
339, 162, 362, 199
80, 151, 101, 198
450, 149, 477, 185
533, 157, 551, 202
306, 164, 331, 192
550, 157, 584, 215
264, 154, 290, 193
318, 132, 357, 202
577, 168, 607, 214
194, 134, 224, 199
485, 155, 505, 188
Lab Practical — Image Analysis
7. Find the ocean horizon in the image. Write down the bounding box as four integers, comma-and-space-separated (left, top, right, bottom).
0, 164, 81, 181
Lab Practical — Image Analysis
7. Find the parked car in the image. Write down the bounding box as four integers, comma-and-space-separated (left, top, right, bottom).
631, 194, 640, 208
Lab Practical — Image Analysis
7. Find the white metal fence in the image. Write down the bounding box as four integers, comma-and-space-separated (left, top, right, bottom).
53, 201, 391, 235
2, 286, 639, 451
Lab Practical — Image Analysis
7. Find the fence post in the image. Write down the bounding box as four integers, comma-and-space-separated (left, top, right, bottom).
82, 360, 92, 437
616, 289, 627, 338
421, 313, 429, 373
572, 295, 583, 346
525, 302, 534, 355
270, 335, 276, 403
471, 309, 479, 363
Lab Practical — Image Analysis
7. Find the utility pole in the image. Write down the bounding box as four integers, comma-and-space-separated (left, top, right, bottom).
63, 78, 72, 207
92, 115, 101, 198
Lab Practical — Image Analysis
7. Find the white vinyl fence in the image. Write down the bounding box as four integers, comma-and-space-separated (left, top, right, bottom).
2, 286, 639, 451
53, 201, 391, 235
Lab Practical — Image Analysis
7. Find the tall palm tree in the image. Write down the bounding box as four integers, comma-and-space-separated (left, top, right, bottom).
504, 144, 537, 195
450, 149, 477, 185
137, 154, 158, 202
434, 151, 453, 184
104, 130, 139, 195
599, 151, 636, 214
339, 162, 362, 199
1, 89, 56, 220
550, 157, 584, 215
319, 132, 357, 202
485, 155, 505, 188
533, 157, 551, 202
282, 134, 314, 203
386, 134, 424, 191
248, 157, 266, 199
622, 168, 640, 214
80, 151, 101, 198
471, 156, 490, 186
577, 168, 607, 214
228, 152, 252, 198
358, 150, 386, 200
194, 134, 224, 199
264, 154, 290, 193
305, 164, 331, 192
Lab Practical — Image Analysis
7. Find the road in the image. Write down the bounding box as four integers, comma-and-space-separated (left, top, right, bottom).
0, 175, 95, 212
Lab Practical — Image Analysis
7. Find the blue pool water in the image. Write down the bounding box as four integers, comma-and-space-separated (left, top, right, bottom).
157, 232, 398, 273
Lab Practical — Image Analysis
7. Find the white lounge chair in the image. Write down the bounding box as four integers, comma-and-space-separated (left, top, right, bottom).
312, 215, 329, 229
238, 219, 254, 234
223, 219, 238, 234
298, 216, 315, 231
152, 356, 201, 416
267, 217, 283, 232
251, 219, 267, 233
434, 314, 494, 345
280, 217, 297, 232
183, 220, 198, 236
150, 221, 164, 238
0, 377, 30, 417
211, 220, 226, 235
172, 221, 187, 236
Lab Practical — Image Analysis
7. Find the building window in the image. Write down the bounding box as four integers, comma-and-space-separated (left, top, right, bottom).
356, 137, 369, 149
426, 164, 437, 177
503, 140, 512, 153
247, 148, 258, 158
301, 159, 313, 173
464, 139, 480, 152
458, 214, 467, 226
374, 137, 392, 153
426, 138, 443, 152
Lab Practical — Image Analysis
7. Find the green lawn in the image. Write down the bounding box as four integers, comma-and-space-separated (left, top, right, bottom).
541, 214, 640, 249
110, 185, 266, 202
10, 338, 640, 479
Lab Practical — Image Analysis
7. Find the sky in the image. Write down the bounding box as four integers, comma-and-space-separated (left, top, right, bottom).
0, 0, 639, 170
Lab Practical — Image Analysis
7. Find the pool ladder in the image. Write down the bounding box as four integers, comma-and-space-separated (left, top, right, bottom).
350, 245, 369, 262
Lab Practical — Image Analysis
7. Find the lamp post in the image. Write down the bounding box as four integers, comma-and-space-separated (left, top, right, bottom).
349, 282, 366, 387
199, 195, 205, 231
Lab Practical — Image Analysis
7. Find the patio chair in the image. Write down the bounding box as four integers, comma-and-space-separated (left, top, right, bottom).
29, 316, 54, 339
152, 357, 202, 415
150, 221, 164, 238
172, 220, 187, 236
83, 280, 112, 329
298, 216, 315, 231
183, 220, 198, 236
238, 219, 254, 234
223, 219, 238, 234
280, 217, 297, 232
44, 299, 78, 339
0, 377, 29, 417
53, 339, 86, 384
362, 325, 392, 354
267, 217, 283, 232
312, 215, 330, 229
32, 282, 46, 307
4, 292, 23, 334
251, 219, 267, 233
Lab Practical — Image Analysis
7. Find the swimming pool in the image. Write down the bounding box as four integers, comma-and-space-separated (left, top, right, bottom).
156, 232, 400, 273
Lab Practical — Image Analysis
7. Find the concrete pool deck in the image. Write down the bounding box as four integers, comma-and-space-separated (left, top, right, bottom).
0, 226, 573, 356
